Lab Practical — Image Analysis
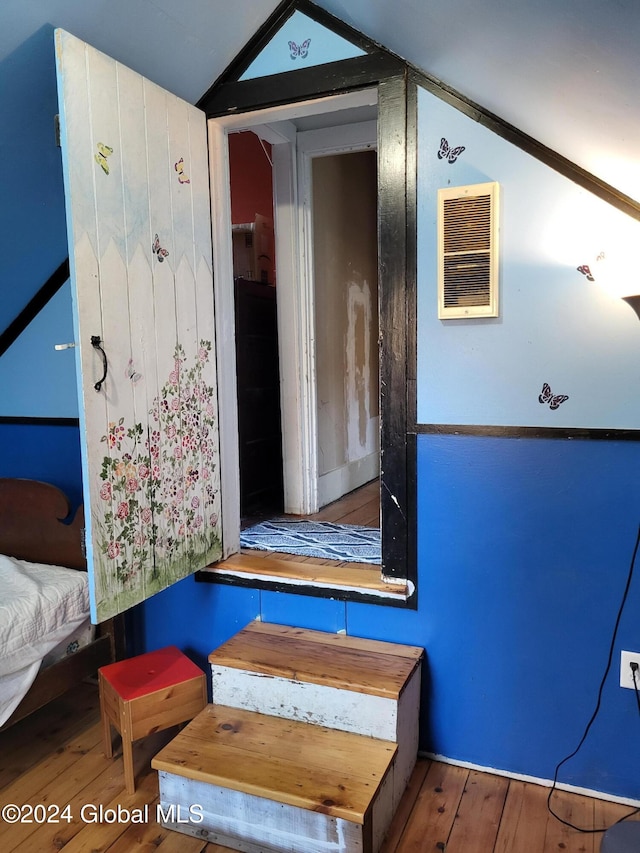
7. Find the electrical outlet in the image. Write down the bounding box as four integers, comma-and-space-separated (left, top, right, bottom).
620, 651, 640, 689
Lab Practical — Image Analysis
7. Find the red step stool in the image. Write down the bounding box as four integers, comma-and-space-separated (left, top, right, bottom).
98, 645, 206, 793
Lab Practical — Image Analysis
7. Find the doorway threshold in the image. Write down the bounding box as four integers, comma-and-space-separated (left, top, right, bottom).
195, 550, 410, 606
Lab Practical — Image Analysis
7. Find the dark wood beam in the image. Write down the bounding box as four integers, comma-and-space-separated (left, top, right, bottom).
200, 53, 404, 117
0, 258, 70, 358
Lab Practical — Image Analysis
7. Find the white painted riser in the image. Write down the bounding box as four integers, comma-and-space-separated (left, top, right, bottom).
210, 667, 398, 739
157, 769, 394, 853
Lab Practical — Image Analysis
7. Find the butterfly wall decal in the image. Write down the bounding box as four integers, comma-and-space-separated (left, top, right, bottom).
152, 234, 169, 262
174, 157, 190, 184
125, 358, 142, 384
95, 143, 113, 175
538, 382, 569, 410
437, 137, 465, 164
289, 38, 310, 59
577, 264, 595, 282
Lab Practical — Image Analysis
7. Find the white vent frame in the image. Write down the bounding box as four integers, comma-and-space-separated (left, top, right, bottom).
437, 181, 500, 319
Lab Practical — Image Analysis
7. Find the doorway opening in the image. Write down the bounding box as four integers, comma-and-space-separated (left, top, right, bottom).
228, 128, 381, 568
228, 130, 380, 540
312, 149, 379, 511
205, 89, 409, 599
228, 130, 284, 523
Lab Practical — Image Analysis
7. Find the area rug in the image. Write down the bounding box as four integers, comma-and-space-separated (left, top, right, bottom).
240, 519, 381, 564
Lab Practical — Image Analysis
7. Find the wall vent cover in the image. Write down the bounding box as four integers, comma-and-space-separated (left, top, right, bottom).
437, 181, 499, 319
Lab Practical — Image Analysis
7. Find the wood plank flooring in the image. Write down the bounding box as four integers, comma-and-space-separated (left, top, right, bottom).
1, 680, 636, 852
241, 479, 381, 532
306, 478, 380, 529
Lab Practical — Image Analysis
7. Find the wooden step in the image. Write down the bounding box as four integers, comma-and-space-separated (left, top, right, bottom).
208, 621, 423, 812
209, 621, 422, 700
152, 703, 397, 853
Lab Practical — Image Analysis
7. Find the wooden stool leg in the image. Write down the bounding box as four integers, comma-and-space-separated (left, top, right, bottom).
121, 705, 135, 794
98, 676, 113, 759
102, 715, 113, 759
122, 736, 135, 795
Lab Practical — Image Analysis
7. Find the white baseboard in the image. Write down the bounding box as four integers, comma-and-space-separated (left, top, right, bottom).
420, 751, 640, 808
318, 452, 379, 509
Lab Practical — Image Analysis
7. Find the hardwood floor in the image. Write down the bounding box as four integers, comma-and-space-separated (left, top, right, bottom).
241, 478, 381, 532
1, 680, 635, 852
306, 478, 380, 529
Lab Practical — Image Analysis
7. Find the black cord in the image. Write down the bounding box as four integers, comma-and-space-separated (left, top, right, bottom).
632, 666, 640, 719
546, 522, 640, 833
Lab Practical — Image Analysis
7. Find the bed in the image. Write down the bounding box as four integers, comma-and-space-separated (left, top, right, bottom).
0, 478, 120, 729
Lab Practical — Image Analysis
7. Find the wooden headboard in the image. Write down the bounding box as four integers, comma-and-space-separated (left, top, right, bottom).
0, 478, 86, 570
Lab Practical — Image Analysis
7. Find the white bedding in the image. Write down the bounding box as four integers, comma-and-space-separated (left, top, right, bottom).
0, 554, 90, 726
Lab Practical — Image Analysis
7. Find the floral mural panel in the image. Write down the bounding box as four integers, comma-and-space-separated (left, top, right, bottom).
94, 340, 221, 613
56, 30, 221, 622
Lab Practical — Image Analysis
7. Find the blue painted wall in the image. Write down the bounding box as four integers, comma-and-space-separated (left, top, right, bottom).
0, 422, 82, 509
1, 24, 68, 335
240, 10, 365, 80
410, 434, 640, 794
416, 86, 640, 429
135, 434, 640, 800
0, 282, 78, 418
0, 24, 79, 502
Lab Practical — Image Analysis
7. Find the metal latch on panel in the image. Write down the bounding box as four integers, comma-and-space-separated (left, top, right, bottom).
91, 335, 108, 392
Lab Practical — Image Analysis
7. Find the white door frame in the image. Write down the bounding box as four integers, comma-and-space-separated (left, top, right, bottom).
207, 89, 378, 557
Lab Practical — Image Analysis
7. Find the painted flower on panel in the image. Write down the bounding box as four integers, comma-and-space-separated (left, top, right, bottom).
97, 340, 220, 587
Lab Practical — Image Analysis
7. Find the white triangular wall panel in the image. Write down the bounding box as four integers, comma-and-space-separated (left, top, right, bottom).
240, 10, 366, 80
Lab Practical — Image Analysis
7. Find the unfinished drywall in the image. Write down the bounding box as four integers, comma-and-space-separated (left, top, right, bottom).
312, 150, 379, 505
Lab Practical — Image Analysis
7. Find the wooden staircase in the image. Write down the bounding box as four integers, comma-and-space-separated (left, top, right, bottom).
152, 621, 423, 853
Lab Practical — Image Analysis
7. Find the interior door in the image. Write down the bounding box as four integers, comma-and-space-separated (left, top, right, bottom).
55, 29, 222, 623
